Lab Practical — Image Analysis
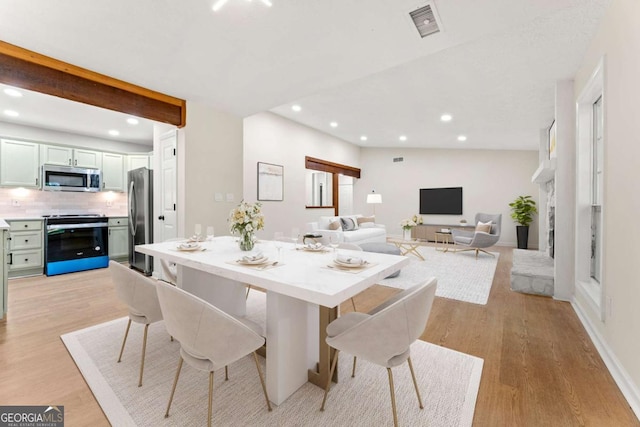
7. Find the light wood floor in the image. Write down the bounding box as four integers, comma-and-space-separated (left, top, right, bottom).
0, 247, 638, 426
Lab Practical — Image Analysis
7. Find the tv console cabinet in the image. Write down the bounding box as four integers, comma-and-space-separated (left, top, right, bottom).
413, 223, 476, 242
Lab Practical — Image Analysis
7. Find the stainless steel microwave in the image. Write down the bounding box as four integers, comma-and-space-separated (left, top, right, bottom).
41, 164, 102, 192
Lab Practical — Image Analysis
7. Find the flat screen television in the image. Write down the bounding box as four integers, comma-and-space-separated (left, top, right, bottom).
419, 187, 463, 215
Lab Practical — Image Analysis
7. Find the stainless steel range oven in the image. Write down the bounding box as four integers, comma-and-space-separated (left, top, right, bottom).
44, 215, 109, 276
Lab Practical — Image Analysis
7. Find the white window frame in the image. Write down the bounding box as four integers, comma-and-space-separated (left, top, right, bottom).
575, 57, 606, 321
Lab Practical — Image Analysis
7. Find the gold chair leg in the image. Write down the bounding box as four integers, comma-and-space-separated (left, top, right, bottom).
407, 357, 424, 409
352, 356, 357, 378
165, 357, 183, 418
225, 365, 229, 381
253, 352, 272, 411
208, 371, 214, 427
246, 285, 252, 299
320, 349, 340, 411
138, 323, 149, 387
170, 336, 174, 342
351, 297, 357, 312
387, 368, 399, 427
117, 318, 132, 363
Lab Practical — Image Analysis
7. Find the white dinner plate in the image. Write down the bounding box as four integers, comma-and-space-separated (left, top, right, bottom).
176, 243, 201, 251
237, 257, 269, 265
333, 259, 367, 268
303, 245, 326, 252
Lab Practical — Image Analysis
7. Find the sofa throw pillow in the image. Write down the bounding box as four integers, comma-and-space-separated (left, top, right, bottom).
328, 220, 342, 231
359, 222, 376, 229
357, 216, 375, 225
340, 217, 357, 231
475, 221, 492, 233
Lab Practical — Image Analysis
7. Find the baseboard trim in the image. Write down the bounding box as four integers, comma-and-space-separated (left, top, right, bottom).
571, 298, 640, 420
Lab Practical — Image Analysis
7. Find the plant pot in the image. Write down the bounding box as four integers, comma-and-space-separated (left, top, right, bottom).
403, 228, 412, 240
516, 226, 529, 249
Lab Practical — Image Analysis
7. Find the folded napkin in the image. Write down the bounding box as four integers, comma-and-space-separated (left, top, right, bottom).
307, 242, 323, 249
178, 242, 200, 249
336, 254, 365, 265
242, 252, 264, 262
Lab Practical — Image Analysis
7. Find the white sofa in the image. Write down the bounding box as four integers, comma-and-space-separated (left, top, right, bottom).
306, 215, 386, 246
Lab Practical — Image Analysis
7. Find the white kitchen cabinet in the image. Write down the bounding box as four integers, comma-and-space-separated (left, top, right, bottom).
40, 144, 102, 169
0, 139, 40, 188
0, 227, 8, 320
7, 219, 44, 278
127, 154, 149, 171
108, 217, 128, 260
102, 153, 125, 192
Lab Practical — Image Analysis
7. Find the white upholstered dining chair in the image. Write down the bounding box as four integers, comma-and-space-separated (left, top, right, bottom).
155, 280, 271, 426
320, 279, 438, 427
109, 260, 164, 387
159, 237, 184, 284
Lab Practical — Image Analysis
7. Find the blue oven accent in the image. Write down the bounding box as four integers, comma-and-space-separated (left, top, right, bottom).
44, 215, 109, 276
45, 255, 109, 276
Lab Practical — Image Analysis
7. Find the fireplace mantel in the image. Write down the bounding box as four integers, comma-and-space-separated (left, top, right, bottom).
532, 158, 557, 184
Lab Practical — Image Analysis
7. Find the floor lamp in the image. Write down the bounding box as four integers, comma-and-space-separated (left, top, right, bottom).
366, 192, 382, 216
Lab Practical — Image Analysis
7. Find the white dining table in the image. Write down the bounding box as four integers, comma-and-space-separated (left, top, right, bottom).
135, 236, 409, 405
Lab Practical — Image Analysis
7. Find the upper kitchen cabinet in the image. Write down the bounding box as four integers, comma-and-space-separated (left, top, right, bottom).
127, 154, 149, 171
102, 152, 125, 191
40, 144, 102, 169
0, 139, 40, 188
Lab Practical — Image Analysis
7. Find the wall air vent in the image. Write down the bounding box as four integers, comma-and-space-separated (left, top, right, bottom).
393, 157, 404, 163
409, 4, 441, 38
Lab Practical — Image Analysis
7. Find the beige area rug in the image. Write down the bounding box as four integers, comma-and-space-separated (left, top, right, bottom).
62, 316, 483, 426
379, 246, 499, 305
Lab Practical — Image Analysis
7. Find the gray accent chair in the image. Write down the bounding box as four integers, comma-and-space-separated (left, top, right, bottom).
155, 280, 271, 426
451, 213, 502, 258
320, 279, 438, 427
110, 260, 164, 387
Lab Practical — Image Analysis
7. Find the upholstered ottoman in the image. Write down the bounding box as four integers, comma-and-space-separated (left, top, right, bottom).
360, 242, 402, 278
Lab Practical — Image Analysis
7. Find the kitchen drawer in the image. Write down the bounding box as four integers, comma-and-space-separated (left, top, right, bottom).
9, 231, 42, 250
9, 220, 43, 232
108, 217, 128, 227
9, 249, 43, 271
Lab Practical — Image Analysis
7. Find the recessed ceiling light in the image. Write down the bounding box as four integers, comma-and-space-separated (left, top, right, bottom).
360, 136, 368, 141
212, 0, 229, 12
3, 88, 22, 98
108, 130, 120, 136
260, 0, 272, 7
126, 117, 139, 125
399, 135, 407, 142
440, 114, 453, 122
330, 122, 338, 128
291, 105, 301, 112
3, 110, 19, 117
457, 135, 467, 141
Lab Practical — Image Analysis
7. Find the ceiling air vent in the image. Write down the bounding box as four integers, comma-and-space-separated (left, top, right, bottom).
393, 157, 404, 163
409, 4, 440, 38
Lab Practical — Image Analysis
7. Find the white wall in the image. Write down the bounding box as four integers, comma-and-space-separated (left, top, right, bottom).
178, 102, 244, 239
355, 148, 540, 247
572, 0, 640, 416
0, 121, 151, 153
243, 112, 360, 238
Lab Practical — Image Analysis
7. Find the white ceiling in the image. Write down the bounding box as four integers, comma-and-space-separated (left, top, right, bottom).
0, 0, 608, 150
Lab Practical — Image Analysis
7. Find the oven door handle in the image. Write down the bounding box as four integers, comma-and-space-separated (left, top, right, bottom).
47, 222, 108, 230
128, 180, 138, 237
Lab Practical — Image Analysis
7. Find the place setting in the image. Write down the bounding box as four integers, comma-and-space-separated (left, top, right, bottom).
325, 252, 377, 274
172, 241, 206, 252
228, 251, 281, 271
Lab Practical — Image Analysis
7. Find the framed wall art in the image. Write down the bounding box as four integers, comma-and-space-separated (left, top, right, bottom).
549, 120, 557, 159
257, 162, 284, 201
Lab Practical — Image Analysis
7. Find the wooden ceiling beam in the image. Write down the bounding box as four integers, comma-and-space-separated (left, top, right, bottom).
0, 40, 186, 127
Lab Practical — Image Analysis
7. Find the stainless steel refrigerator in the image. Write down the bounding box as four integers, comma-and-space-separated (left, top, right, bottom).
128, 167, 153, 275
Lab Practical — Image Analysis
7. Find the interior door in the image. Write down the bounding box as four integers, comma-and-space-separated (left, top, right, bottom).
160, 130, 177, 242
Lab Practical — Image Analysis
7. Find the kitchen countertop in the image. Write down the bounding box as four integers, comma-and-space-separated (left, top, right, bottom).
0, 219, 8, 230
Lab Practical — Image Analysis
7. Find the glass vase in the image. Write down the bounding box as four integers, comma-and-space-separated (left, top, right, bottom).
239, 231, 255, 251
403, 228, 412, 240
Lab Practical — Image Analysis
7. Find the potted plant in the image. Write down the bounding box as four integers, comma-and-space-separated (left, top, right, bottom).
508, 195, 537, 249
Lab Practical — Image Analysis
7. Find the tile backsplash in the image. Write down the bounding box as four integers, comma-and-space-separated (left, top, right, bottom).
0, 187, 127, 218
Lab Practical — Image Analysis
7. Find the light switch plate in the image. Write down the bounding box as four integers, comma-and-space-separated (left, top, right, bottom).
226, 193, 234, 202
215, 193, 223, 202
11, 199, 20, 207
